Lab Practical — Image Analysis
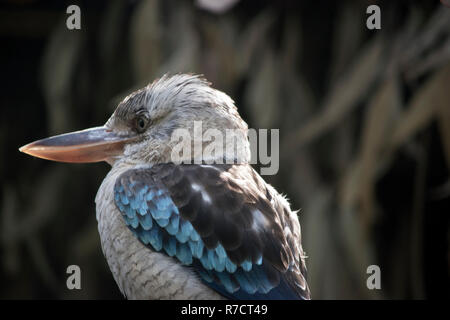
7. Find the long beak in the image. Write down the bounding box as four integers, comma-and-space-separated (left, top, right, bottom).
19, 126, 135, 163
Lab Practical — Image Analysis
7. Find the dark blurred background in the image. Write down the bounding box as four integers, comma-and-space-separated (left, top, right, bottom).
1, 0, 449, 299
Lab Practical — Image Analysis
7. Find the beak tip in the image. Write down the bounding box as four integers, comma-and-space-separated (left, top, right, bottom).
19, 144, 32, 154
19, 143, 38, 157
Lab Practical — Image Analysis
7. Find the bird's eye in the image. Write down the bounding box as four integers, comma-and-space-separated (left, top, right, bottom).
135, 116, 149, 133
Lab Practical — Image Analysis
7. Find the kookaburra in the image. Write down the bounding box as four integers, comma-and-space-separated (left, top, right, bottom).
20, 74, 310, 300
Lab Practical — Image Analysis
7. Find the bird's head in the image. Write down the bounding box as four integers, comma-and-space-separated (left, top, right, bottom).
20, 74, 250, 166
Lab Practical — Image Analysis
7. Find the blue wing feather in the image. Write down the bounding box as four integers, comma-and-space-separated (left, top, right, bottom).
114, 167, 308, 300
204, 274, 302, 300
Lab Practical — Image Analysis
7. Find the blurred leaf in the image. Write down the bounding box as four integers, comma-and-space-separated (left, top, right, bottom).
286, 35, 385, 148
342, 78, 402, 228
197, 16, 238, 87
389, 63, 450, 150
301, 190, 333, 299
130, 0, 162, 83
98, 0, 127, 66
405, 38, 450, 81
237, 10, 275, 76
158, 1, 199, 76
280, 72, 316, 132
279, 16, 316, 130
402, 6, 450, 75
288, 152, 323, 203
328, 1, 365, 86
384, 7, 421, 77
245, 48, 280, 128
41, 21, 82, 133
280, 15, 302, 70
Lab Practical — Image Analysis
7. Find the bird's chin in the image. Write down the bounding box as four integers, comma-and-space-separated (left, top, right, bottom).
104, 156, 123, 167
19, 126, 137, 163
